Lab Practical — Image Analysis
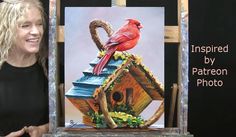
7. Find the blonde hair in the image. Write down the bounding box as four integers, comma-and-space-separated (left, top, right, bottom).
0, 0, 47, 76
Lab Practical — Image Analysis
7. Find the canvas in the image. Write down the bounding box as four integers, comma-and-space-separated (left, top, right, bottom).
64, 7, 165, 129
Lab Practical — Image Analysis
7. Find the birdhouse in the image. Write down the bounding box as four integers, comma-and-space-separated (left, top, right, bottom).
65, 52, 164, 128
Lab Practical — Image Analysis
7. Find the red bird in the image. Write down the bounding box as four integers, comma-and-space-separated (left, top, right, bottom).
93, 19, 143, 75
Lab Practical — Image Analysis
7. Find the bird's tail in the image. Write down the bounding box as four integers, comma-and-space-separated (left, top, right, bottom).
93, 47, 117, 75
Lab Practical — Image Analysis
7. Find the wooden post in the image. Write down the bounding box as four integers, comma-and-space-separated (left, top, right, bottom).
49, 0, 59, 132
177, 0, 189, 134
112, 0, 126, 7
168, 83, 178, 127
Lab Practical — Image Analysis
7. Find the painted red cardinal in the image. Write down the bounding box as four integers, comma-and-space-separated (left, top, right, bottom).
93, 19, 143, 75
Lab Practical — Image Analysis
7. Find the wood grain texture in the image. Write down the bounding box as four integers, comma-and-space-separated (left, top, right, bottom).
165, 26, 180, 43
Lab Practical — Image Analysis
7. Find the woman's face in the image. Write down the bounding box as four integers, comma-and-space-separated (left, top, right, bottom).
14, 7, 44, 55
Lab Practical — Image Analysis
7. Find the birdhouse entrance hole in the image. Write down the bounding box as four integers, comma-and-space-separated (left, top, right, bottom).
112, 91, 123, 102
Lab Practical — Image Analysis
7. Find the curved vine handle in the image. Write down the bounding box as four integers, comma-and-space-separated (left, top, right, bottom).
140, 101, 164, 128
98, 90, 117, 128
89, 19, 114, 51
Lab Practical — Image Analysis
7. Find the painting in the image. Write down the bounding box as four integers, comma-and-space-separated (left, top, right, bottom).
65, 7, 164, 128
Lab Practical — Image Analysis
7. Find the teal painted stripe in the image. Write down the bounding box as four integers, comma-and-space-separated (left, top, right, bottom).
65, 86, 95, 98
73, 75, 107, 86
83, 67, 116, 76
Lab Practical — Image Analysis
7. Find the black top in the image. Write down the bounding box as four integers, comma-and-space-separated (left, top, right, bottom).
0, 62, 48, 136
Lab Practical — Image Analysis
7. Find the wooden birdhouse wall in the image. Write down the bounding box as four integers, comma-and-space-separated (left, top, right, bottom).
68, 98, 91, 115
107, 72, 152, 116
68, 98, 97, 116
86, 98, 99, 113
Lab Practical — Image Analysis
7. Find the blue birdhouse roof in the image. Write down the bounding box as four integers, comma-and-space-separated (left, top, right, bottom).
65, 57, 125, 99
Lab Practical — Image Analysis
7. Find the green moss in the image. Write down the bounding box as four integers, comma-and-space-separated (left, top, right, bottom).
113, 104, 135, 116
88, 111, 144, 128
107, 83, 114, 91
113, 52, 136, 61
88, 111, 107, 128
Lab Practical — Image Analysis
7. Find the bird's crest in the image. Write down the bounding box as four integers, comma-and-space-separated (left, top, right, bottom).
126, 18, 143, 29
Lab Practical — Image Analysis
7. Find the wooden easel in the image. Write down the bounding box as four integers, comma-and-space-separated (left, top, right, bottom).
47, 0, 190, 136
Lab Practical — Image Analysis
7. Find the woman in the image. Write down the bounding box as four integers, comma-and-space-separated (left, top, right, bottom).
0, 0, 49, 136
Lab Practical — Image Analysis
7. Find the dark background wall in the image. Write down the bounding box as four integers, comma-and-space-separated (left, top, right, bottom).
40, 0, 49, 50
